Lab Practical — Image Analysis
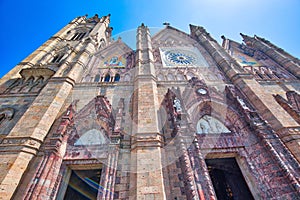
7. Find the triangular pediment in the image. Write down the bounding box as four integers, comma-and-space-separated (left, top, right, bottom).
152, 26, 197, 47
86, 38, 135, 71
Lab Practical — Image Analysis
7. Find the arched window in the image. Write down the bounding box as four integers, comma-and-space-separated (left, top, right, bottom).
124, 74, 131, 82
70, 32, 86, 41
255, 71, 264, 79
114, 74, 120, 82
104, 74, 110, 82
84, 74, 91, 82
167, 73, 175, 81
99, 38, 106, 49
94, 74, 100, 82
51, 54, 64, 63
157, 74, 164, 81
196, 115, 230, 134
177, 73, 185, 81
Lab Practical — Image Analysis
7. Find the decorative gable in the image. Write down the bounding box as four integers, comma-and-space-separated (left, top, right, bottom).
226, 38, 296, 81
82, 38, 135, 83
152, 26, 198, 47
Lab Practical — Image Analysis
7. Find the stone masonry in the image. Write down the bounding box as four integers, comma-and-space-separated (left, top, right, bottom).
0, 14, 299, 200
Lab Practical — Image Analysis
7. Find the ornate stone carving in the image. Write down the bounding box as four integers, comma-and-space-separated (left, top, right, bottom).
173, 97, 182, 113
273, 91, 300, 124
196, 115, 230, 134
0, 107, 14, 127
4, 68, 55, 94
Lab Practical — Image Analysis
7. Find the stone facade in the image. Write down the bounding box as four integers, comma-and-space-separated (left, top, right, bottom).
0, 14, 300, 200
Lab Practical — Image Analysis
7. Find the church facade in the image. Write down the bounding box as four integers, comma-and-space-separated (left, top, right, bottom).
0, 14, 300, 199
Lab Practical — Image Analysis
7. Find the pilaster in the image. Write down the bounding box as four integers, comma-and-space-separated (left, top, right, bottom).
129, 24, 166, 200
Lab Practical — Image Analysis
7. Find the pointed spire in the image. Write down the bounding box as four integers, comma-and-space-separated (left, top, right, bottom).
240, 33, 255, 44
221, 35, 229, 49
189, 24, 206, 34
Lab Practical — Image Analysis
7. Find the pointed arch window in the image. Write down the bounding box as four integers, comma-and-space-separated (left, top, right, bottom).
167, 73, 175, 81
71, 32, 86, 41
177, 73, 185, 81
114, 74, 120, 82
51, 54, 64, 63
196, 115, 230, 134
157, 74, 164, 81
104, 74, 110, 82
99, 38, 106, 49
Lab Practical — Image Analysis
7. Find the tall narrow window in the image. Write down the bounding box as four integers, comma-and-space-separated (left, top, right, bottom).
273, 72, 282, 79
63, 169, 101, 200
94, 75, 100, 82
71, 32, 86, 41
51, 54, 64, 63
256, 71, 264, 79
104, 74, 110, 82
114, 74, 120, 82
71, 33, 79, 40
206, 158, 254, 200
78, 32, 86, 40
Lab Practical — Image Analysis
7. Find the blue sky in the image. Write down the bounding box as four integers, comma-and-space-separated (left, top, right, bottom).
0, 0, 299, 78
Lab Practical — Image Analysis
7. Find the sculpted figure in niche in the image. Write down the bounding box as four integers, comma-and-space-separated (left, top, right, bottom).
197, 115, 230, 134
173, 98, 182, 112
237, 96, 250, 110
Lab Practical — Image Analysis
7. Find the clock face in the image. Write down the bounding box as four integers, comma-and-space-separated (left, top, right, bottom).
165, 51, 196, 65
197, 88, 207, 95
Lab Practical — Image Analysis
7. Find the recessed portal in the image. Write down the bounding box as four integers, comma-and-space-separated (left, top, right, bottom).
206, 158, 254, 200
64, 169, 101, 200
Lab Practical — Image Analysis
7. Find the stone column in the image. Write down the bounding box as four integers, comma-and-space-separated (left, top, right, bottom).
129, 24, 166, 199
193, 138, 216, 200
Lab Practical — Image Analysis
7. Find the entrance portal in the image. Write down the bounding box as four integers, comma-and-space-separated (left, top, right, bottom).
206, 158, 254, 200
64, 169, 102, 200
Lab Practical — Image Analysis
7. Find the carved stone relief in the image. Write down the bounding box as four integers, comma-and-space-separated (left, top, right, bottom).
4, 68, 54, 94
196, 115, 230, 134
74, 129, 110, 146
0, 108, 14, 128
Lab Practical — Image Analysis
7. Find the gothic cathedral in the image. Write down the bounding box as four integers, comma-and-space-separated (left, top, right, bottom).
0, 14, 299, 200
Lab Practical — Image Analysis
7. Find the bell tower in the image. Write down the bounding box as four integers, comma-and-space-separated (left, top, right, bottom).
0, 14, 111, 199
